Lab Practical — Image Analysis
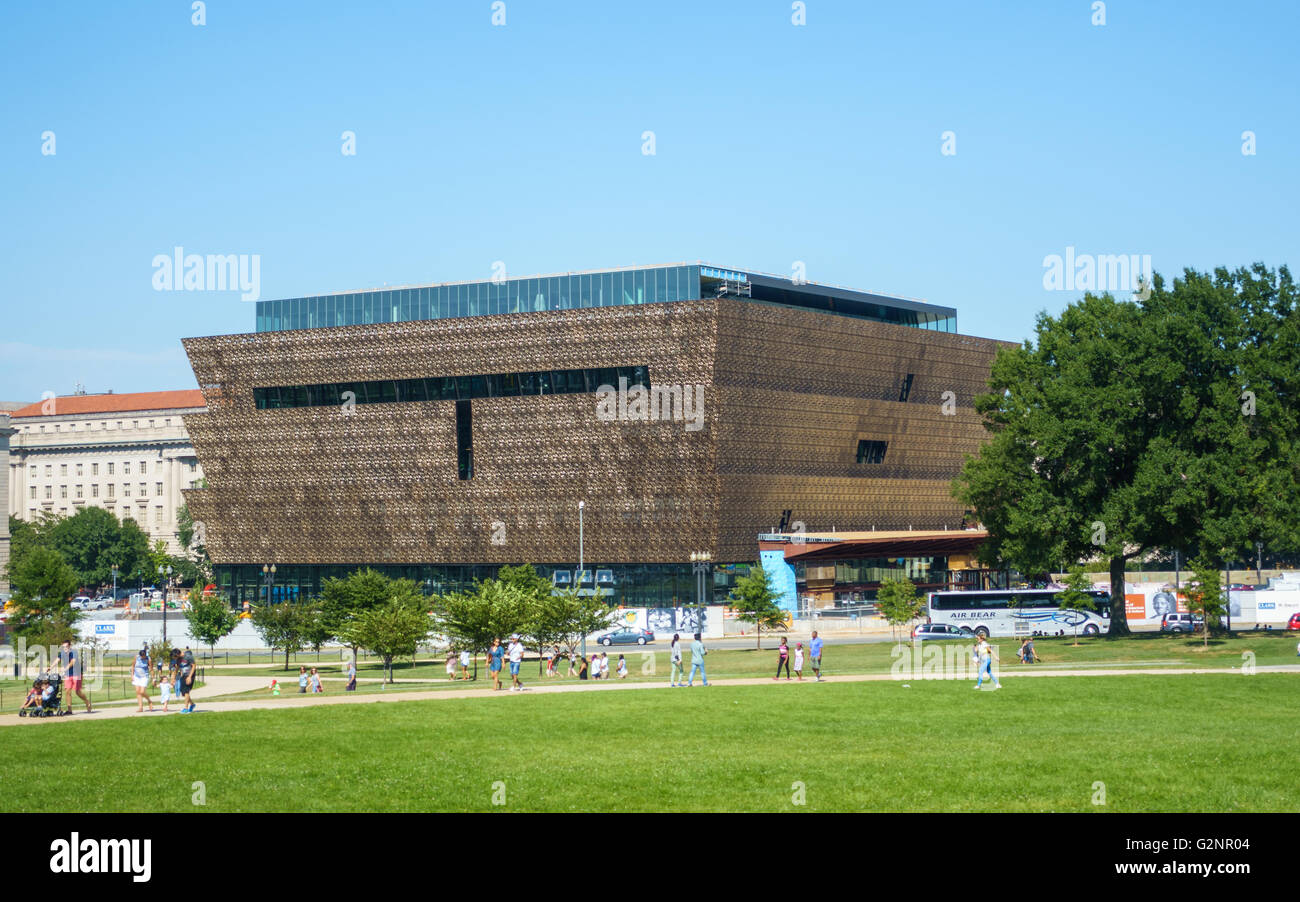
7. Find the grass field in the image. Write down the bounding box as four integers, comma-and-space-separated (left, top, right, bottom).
3, 633, 1292, 711
1, 672, 1296, 812
206, 632, 1300, 679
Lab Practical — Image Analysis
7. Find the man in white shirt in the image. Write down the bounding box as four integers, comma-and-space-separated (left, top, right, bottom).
507, 634, 525, 691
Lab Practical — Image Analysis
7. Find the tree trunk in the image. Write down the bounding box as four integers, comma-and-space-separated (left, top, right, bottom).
384, 655, 393, 683
755, 623, 761, 650
1107, 555, 1130, 637
284, 647, 290, 670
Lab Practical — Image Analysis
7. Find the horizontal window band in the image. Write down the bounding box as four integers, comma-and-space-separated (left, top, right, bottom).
253, 366, 651, 410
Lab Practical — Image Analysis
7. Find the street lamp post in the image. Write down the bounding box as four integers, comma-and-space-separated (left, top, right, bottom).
1225, 562, 1233, 633
690, 551, 712, 608
578, 502, 585, 659
262, 564, 277, 608
162, 564, 173, 643
1256, 542, 1263, 585
111, 565, 118, 607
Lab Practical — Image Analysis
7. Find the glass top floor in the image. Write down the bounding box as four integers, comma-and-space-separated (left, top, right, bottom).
254, 263, 957, 333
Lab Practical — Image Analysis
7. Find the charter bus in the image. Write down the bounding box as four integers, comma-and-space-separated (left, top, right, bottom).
926, 589, 1112, 638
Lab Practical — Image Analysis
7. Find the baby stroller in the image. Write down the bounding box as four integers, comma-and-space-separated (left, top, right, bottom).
18, 673, 68, 718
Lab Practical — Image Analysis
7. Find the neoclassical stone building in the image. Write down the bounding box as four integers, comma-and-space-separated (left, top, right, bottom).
6, 391, 206, 556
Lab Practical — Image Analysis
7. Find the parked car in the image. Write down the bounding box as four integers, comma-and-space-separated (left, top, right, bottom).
1287, 613, 1300, 631
911, 622, 970, 641
71, 596, 94, 610
596, 628, 654, 646
1161, 612, 1204, 633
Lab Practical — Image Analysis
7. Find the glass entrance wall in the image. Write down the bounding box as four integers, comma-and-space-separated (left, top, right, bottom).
794, 555, 950, 601
214, 560, 732, 610
255, 265, 702, 332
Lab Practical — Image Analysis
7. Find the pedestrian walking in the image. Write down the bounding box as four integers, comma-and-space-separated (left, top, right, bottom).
544, 646, 555, 676
793, 642, 805, 681
600, 653, 610, 680
132, 647, 154, 713
58, 640, 92, 713
177, 646, 198, 712
310, 667, 323, 693
488, 638, 504, 691
508, 635, 525, 691
577, 656, 589, 680
973, 635, 1000, 690
670, 633, 685, 686
809, 630, 824, 681
688, 633, 709, 686
158, 670, 173, 712
345, 658, 357, 691
459, 647, 472, 680
774, 636, 791, 680
298, 666, 309, 693
617, 654, 627, 678
446, 652, 456, 681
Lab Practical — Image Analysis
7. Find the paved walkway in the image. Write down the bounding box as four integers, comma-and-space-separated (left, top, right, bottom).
5, 664, 1297, 725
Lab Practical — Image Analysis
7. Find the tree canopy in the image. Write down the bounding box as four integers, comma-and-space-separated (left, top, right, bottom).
341, 595, 433, 682
875, 576, 925, 647
250, 599, 320, 670
6, 545, 82, 646
728, 565, 786, 649
319, 568, 408, 652
8, 508, 153, 591
184, 591, 239, 658
956, 265, 1300, 634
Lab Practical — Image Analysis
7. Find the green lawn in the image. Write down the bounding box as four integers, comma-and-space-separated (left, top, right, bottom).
0, 679, 206, 714
1, 673, 1295, 812
200, 632, 1300, 685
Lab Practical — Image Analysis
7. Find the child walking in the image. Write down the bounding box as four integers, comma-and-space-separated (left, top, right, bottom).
774, 637, 791, 680
793, 642, 805, 681
159, 670, 174, 712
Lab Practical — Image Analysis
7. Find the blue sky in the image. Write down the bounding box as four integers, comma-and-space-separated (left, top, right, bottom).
2, 0, 1295, 400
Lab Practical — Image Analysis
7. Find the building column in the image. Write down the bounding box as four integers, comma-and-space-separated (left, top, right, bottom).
0, 414, 16, 595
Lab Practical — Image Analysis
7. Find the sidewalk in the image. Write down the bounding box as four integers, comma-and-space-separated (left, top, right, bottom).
6, 664, 1296, 725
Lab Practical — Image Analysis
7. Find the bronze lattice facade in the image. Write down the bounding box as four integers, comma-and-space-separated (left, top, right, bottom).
183, 293, 1008, 605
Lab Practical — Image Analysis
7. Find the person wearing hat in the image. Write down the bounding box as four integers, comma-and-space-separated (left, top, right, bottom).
507, 634, 525, 691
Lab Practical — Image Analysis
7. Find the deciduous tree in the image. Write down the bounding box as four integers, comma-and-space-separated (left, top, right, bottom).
729, 565, 785, 649
876, 576, 925, 648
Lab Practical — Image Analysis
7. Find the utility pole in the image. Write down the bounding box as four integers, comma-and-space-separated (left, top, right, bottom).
578, 501, 585, 660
